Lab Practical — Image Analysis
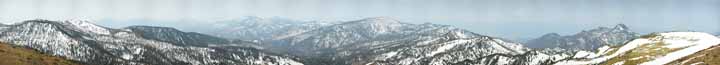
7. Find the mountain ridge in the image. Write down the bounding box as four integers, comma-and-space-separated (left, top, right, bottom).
203, 17, 573, 65
0, 19, 304, 65
525, 24, 639, 51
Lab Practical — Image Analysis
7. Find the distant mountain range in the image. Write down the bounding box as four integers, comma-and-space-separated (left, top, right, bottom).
203, 17, 720, 65
203, 16, 335, 41
0, 17, 717, 65
525, 24, 638, 51
200, 17, 576, 65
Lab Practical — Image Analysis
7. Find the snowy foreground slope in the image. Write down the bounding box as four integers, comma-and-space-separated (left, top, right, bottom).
555, 32, 720, 65
668, 44, 720, 65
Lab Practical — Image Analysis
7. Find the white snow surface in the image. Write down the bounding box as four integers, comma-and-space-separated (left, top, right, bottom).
376, 51, 399, 60
641, 32, 720, 65
572, 51, 595, 58
575, 46, 615, 59
63, 19, 110, 35
427, 39, 472, 56
555, 32, 720, 65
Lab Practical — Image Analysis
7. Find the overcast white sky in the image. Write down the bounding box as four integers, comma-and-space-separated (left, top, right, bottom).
0, 0, 718, 39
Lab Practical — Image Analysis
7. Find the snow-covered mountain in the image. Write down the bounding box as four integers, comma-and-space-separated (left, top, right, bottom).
0, 20, 303, 65
525, 24, 639, 51
555, 32, 720, 65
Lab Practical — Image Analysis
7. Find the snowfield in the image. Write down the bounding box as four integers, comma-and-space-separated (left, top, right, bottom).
555, 32, 720, 65
641, 32, 720, 65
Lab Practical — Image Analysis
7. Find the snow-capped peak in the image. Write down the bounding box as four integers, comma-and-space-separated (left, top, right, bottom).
444, 28, 480, 39
61, 19, 111, 35
16, 19, 110, 35
613, 24, 629, 31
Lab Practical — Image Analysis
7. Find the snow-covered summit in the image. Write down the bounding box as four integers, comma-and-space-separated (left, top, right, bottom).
10, 19, 111, 35
613, 24, 629, 31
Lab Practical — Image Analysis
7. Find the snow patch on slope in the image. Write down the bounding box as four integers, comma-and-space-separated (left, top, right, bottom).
554, 32, 720, 65
492, 39, 527, 53
555, 38, 651, 64
376, 51, 399, 60
641, 32, 720, 65
63, 19, 110, 35
427, 39, 472, 56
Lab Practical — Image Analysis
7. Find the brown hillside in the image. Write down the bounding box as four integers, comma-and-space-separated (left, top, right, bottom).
0, 42, 79, 65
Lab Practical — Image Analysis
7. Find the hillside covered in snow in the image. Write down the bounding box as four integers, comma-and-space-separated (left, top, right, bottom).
555, 32, 720, 65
